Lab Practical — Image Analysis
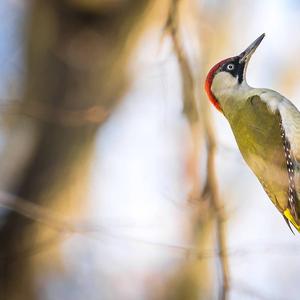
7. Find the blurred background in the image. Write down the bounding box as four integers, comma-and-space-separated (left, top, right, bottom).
1, 0, 300, 299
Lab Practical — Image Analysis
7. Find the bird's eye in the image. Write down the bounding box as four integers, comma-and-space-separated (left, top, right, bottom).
226, 64, 234, 71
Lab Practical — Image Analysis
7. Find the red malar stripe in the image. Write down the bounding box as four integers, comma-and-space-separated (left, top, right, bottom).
204, 59, 229, 112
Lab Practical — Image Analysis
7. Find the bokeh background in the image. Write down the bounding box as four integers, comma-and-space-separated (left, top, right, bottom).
1, 0, 300, 300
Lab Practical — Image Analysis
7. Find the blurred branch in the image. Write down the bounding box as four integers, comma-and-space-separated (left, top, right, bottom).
163, 0, 198, 123
163, 0, 230, 299
159, 1, 214, 299
164, 0, 204, 205
1, 191, 299, 262
202, 125, 230, 300
199, 28, 230, 300
10, 101, 110, 126
164, 0, 203, 202
0, 191, 211, 262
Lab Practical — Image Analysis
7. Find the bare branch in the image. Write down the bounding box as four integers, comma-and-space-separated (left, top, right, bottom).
163, 0, 199, 124
163, 0, 230, 298
203, 127, 230, 300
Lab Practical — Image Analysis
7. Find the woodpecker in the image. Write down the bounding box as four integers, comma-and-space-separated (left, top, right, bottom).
205, 33, 300, 232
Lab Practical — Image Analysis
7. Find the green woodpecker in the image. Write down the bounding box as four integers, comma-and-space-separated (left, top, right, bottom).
205, 33, 300, 232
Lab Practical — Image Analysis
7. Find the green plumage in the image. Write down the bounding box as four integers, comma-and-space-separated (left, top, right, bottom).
224, 95, 290, 213
206, 33, 300, 231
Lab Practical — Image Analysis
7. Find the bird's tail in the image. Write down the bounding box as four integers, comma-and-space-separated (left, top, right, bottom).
284, 208, 300, 233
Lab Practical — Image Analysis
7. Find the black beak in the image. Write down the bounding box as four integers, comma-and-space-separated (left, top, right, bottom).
239, 33, 265, 64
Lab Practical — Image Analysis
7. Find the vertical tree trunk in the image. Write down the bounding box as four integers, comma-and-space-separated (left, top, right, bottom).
0, 1, 159, 299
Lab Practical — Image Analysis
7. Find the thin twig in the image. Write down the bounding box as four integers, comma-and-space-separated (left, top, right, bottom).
1, 191, 300, 261
164, 0, 203, 204
164, 0, 230, 298
199, 30, 230, 298
163, 0, 199, 124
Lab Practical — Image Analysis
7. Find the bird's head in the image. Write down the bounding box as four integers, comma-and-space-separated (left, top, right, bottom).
205, 33, 265, 112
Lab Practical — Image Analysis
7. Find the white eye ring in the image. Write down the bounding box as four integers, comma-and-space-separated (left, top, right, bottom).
227, 63, 234, 71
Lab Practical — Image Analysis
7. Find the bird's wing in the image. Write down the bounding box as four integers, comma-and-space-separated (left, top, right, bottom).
257, 92, 300, 230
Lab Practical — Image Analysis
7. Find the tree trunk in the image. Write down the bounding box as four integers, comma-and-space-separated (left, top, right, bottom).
0, 1, 159, 299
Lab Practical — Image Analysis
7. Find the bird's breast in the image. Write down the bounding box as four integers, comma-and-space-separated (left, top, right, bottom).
227, 96, 289, 210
